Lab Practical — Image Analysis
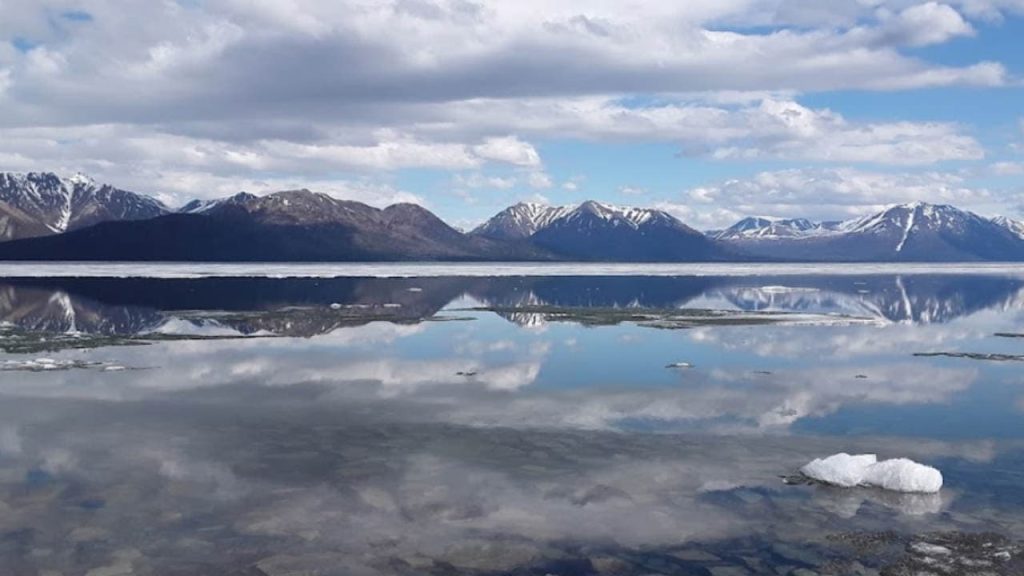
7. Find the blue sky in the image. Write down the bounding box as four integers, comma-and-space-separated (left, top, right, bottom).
0, 1, 1022, 229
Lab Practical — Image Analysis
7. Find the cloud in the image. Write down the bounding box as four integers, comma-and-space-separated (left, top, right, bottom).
0, 123, 539, 203
876, 2, 976, 46
949, 0, 1024, 21
1, 2, 1008, 128
442, 97, 984, 165
660, 167, 997, 228
471, 136, 542, 167
714, 100, 983, 164
126, 170, 426, 209
991, 161, 1024, 175
455, 173, 518, 190
0, 2, 1010, 131
527, 171, 553, 189
0, 1, 1015, 208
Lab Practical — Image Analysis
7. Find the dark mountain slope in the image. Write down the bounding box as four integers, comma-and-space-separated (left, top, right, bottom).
0, 191, 550, 261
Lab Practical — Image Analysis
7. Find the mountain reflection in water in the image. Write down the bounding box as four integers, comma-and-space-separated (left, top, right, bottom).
2, 273, 1023, 336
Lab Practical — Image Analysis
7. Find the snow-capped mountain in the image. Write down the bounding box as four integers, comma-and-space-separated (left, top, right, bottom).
840, 202, 976, 239
526, 200, 731, 261
474, 201, 692, 240
992, 216, 1024, 240
551, 200, 679, 230
471, 202, 573, 240
717, 202, 1024, 261
0, 172, 168, 241
712, 217, 842, 240
834, 202, 1024, 257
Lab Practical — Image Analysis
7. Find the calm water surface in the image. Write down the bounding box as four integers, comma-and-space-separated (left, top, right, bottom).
1, 266, 1023, 575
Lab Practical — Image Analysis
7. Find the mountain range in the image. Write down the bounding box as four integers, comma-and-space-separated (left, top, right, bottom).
710, 202, 1024, 261
0, 171, 1022, 262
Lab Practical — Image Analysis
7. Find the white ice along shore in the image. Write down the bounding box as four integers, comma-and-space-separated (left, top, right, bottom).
2, 262, 1024, 279
800, 453, 943, 494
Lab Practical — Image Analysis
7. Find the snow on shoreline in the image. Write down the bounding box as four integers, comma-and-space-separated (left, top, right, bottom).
1, 262, 1023, 279
800, 453, 943, 494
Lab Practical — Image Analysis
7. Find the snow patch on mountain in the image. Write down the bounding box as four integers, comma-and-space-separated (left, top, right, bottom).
505, 202, 573, 232
562, 200, 670, 229
993, 216, 1024, 240
471, 202, 573, 240
896, 205, 916, 252
179, 199, 220, 214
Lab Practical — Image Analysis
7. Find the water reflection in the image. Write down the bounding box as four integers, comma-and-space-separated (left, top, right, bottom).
2, 272, 1024, 574
2, 273, 1024, 336
1, 395, 1018, 576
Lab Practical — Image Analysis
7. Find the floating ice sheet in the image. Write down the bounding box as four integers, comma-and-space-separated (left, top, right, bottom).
2, 262, 1024, 278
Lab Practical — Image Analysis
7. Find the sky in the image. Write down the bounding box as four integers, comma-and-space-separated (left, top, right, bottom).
1, 0, 1023, 230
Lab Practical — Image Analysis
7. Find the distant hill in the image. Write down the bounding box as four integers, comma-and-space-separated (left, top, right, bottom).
711, 217, 842, 241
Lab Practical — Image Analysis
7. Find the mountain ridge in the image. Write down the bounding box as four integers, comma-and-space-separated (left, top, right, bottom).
0, 172, 1023, 262
0, 185, 551, 262
714, 202, 1024, 261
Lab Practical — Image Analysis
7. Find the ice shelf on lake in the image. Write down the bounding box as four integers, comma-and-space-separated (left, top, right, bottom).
2, 262, 1024, 278
800, 453, 943, 494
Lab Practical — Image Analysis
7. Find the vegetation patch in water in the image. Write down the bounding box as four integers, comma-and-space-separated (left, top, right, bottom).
0, 358, 142, 372
174, 305, 435, 336
463, 305, 870, 329
914, 351, 1024, 362
0, 325, 272, 354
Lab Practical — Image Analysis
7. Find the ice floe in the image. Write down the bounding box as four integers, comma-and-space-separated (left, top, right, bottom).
800, 453, 943, 493
1, 358, 134, 372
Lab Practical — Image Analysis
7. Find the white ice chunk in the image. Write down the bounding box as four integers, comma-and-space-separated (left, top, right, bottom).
862, 458, 943, 493
910, 542, 952, 556
800, 453, 943, 494
801, 453, 878, 488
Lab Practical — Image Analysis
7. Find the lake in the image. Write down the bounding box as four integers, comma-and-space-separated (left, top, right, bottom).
1, 263, 1022, 575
